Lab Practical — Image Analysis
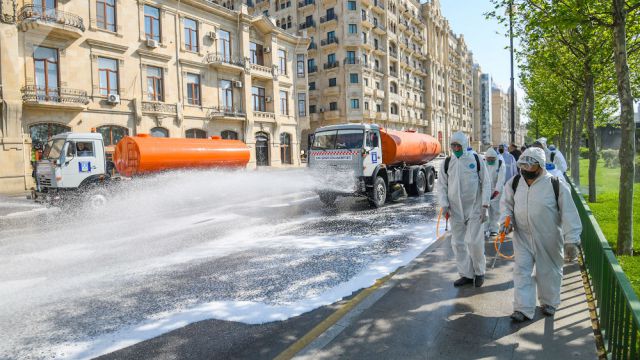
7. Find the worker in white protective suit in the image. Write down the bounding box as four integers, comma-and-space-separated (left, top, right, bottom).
437, 132, 492, 287
532, 138, 568, 174
500, 147, 582, 322
498, 144, 517, 182
484, 148, 506, 237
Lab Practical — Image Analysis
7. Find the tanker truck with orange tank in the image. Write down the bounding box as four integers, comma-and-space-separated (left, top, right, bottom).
32, 132, 250, 207
308, 124, 441, 207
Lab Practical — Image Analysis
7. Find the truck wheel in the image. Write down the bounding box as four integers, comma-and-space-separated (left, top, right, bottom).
425, 168, 436, 192
319, 192, 337, 206
368, 176, 387, 208
409, 170, 427, 196
88, 190, 108, 210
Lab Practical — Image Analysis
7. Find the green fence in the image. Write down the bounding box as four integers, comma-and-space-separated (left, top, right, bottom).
567, 176, 640, 359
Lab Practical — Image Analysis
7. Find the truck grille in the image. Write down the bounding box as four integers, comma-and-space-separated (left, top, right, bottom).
39, 177, 52, 186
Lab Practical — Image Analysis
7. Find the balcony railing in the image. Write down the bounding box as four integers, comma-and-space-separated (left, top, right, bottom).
323, 61, 340, 70
319, 14, 338, 23
343, 58, 360, 65
373, 23, 386, 32
18, 4, 85, 32
141, 101, 177, 114
21, 85, 88, 104
374, 45, 386, 52
206, 54, 245, 67
374, 0, 384, 9
208, 106, 246, 118
308, 65, 318, 73
298, 0, 315, 7
320, 37, 338, 46
308, 42, 317, 50
299, 20, 315, 30
390, 51, 398, 58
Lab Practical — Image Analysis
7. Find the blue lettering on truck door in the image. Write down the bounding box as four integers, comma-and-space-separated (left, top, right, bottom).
79, 161, 91, 173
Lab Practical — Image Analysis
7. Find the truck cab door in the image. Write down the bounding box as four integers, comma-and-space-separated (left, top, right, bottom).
363, 130, 381, 177
60, 140, 101, 188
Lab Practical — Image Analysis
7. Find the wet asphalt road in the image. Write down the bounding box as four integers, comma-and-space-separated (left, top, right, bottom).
0, 169, 441, 360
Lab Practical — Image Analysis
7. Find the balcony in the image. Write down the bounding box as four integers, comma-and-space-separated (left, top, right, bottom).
323, 85, 340, 96
141, 101, 178, 115
308, 65, 318, 73
319, 14, 338, 27
249, 63, 275, 79
389, 70, 398, 77
372, 22, 386, 35
361, 0, 372, 6
361, 14, 373, 28
343, 58, 361, 66
208, 106, 246, 119
372, 0, 385, 14
206, 54, 245, 73
361, 38, 373, 50
323, 110, 340, 121
376, 112, 388, 121
299, 20, 315, 30
253, 111, 276, 122
323, 61, 340, 70
297, 0, 315, 10
373, 46, 386, 55
308, 42, 317, 51
399, 18, 408, 29
390, 51, 398, 59
320, 37, 339, 48
363, 109, 375, 119
364, 87, 374, 96
21, 85, 88, 110
18, 5, 85, 39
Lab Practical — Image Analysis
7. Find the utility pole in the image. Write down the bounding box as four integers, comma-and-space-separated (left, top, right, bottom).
509, 0, 516, 144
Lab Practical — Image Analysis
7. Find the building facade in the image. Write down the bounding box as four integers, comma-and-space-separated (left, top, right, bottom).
0, 0, 309, 193
491, 85, 510, 145
475, 72, 492, 149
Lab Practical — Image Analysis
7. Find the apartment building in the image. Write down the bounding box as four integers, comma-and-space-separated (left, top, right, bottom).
491, 85, 510, 145
472, 69, 492, 150
0, 0, 309, 193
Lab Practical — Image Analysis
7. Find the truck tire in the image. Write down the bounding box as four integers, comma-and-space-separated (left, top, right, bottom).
425, 168, 436, 192
368, 176, 387, 208
319, 192, 337, 206
408, 170, 427, 196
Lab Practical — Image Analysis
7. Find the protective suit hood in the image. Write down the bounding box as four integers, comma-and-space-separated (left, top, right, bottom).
518, 147, 546, 167
535, 137, 548, 150
450, 131, 469, 152
485, 148, 498, 159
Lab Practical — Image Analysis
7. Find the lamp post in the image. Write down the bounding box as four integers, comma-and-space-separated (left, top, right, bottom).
509, 0, 516, 144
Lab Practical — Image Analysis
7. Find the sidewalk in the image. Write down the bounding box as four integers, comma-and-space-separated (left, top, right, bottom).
293, 235, 599, 360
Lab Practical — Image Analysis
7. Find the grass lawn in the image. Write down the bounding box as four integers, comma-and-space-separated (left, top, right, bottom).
575, 158, 640, 296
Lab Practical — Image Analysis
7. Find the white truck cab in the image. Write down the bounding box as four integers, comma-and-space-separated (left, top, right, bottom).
35, 132, 108, 202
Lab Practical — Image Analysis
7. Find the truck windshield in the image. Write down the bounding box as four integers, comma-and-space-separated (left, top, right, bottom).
312, 129, 364, 150
44, 139, 65, 160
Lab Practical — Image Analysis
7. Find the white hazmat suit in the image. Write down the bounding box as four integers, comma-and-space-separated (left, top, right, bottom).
500, 148, 582, 319
499, 144, 518, 183
484, 148, 506, 234
535, 138, 568, 173
437, 132, 492, 281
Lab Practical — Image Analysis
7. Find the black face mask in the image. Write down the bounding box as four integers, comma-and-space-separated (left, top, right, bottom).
521, 169, 539, 180
499, 148, 504, 154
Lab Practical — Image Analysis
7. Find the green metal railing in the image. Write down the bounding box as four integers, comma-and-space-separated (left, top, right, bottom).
567, 176, 640, 359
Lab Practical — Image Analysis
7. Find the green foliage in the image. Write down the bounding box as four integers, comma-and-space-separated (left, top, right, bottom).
601, 149, 620, 168
580, 147, 590, 159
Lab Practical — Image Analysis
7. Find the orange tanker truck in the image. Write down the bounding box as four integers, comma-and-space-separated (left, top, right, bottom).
32, 132, 249, 207
308, 123, 441, 207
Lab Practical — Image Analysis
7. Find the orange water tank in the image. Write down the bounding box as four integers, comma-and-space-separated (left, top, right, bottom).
380, 129, 442, 166
114, 134, 250, 176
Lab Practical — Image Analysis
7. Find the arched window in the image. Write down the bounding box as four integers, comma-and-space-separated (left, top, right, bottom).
186, 128, 207, 138
150, 127, 169, 137
97, 125, 129, 146
221, 130, 238, 140
390, 103, 398, 115
29, 123, 70, 146
280, 132, 292, 165
255, 132, 270, 166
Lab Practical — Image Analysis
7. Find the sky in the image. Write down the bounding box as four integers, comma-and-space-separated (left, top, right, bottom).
436, 0, 526, 114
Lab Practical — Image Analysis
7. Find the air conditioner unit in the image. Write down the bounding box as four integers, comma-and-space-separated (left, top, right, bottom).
263, 47, 271, 53
319, 107, 325, 113
233, 80, 243, 88
106, 94, 120, 104
207, 31, 217, 40
265, 96, 272, 102
146, 38, 158, 48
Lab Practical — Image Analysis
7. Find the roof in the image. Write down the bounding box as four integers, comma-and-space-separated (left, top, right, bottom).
52, 132, 104, 140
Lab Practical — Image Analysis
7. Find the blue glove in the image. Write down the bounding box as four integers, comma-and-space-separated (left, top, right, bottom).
545, 163, 556, 170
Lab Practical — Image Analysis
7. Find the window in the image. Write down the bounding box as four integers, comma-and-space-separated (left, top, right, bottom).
327, 30, 336, 40
351, 99, 360, 109
150, 127, 168, 137
297, 54, 305, 77
278, 49, 287, 75
146, 66, 163, 101
144, 5, 160, 41
96, 0, 116, 32
364, 78, 369, 86
186, 73, 200, 105
250, 42, 264, 65
350, 73, 358, 84
307, 58, 316, 71
221, 130, 238, 140
184, 18, 198, 52
98, 57, 118, 96
73, 142, 95, 157
374, 59, 380, 70
348, 24, 357, 34
329, 78, 337, 87
390, 82, 397, 94
309, 105, 316, 113
298, 93, 306, 116
186, 129, 207, 138
309, 82, 316, 90
364, 101, 369, 110
279, 90, 288, 115
348, 1, 356, 10
391, 103, 398, 115
376, 103, 382, 112
219, 79, 234, 111
327, 53, 336, 63
218, 29, 231, 61
30, 123, 70, 147
97, 125, 128, 146
375, 81, 381, 90
252, 86, 266, 112
362, 53, 368, 65
329, 102, 337, 111
280, 132, 292, 165
362, 32, 367, 44
34, 46, 59, 100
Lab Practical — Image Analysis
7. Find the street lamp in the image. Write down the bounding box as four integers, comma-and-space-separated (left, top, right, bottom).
509, 0, 516, 144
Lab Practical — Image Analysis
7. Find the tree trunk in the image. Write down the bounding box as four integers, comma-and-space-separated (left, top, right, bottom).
586, 69, 597, 203
613, 0, 635, 255
572, 85, 587, 186
567, 102, 577, 170
560, 116, 567, 157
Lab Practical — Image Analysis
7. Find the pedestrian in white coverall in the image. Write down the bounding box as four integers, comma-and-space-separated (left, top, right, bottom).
500, 147, 582, 322
437, 132, 492, 287
484, 148, 505, 236
498, 144, 517, 183
532, 138, 567, 174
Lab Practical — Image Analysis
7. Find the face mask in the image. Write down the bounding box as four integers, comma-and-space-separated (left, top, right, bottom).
487, 160, 496, 165
499, 148, 504, 154
521, 169, 539, 180
453, 149, 463, 158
